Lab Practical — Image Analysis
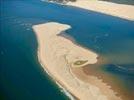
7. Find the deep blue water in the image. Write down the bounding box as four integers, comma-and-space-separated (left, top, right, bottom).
0, 0, 134, 100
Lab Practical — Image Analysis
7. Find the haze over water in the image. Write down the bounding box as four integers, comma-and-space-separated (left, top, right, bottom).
0, 0, 134, 100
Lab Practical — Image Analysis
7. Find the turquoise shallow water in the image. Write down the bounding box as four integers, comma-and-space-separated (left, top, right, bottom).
0, 0, 134, 100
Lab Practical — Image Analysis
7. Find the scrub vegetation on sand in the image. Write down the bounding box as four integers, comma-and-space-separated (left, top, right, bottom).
74, 60, 88, 65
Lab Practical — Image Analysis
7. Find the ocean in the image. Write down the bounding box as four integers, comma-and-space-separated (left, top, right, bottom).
0, 0, 134, 100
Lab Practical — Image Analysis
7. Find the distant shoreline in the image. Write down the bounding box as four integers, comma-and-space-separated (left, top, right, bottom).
67, 0, 134, 20
42, 0, 134, 20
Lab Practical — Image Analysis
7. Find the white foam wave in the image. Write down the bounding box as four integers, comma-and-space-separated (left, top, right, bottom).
55, 81, 75, 100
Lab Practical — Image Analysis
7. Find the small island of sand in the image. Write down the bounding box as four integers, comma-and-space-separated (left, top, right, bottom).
33, 22, 122, 100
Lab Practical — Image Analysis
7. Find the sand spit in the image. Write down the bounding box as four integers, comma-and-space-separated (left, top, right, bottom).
68, 0, 134, 21
32, 22, 121, 100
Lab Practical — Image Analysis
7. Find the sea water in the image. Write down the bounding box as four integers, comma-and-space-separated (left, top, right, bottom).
0, 0, 134, 100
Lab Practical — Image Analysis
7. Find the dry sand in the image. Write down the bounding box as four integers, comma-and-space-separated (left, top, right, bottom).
68, 0, 134, 20
32, 22, 122, 100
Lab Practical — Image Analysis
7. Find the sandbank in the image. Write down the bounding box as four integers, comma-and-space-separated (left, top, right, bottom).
32, 22, 122, 100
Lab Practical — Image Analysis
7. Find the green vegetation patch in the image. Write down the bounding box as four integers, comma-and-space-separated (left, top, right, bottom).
73, 60, 88, 66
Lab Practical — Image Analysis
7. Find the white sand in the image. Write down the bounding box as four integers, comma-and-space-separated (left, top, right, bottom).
32, 22, 122, 100
68, 0, 134, 20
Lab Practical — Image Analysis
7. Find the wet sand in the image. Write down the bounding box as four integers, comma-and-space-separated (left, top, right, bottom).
71, 56, 133, 100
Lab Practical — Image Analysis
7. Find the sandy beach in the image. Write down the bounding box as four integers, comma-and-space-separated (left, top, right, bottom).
68, 0, 134, 20
32, 22, 122, 100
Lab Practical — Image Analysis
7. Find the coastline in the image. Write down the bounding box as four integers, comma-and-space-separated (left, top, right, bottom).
38, 51, 76, 100
32, 22, 121, 100
67, 0, 134, 20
